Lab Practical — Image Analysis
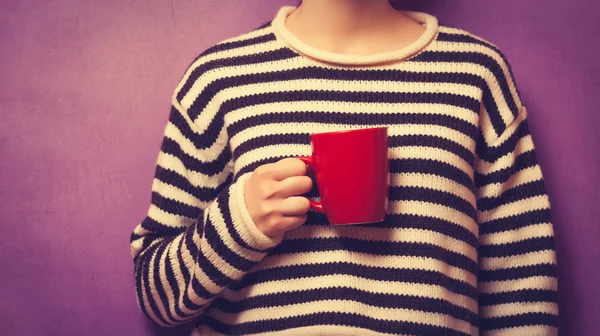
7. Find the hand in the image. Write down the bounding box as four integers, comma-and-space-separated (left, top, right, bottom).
243, 157, 313, 237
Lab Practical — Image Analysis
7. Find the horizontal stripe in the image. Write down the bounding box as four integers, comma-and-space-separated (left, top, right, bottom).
476, 116, 529, 163
480, 312, 558, 330
200, 311, 471, 336
160, 136, 231, 177
477, 180, 548, 212
212, 286, 478, 326
475, 150, 538, 187
390, 185, 477, 221
478, 264, 556, 284
224, 273, 477, 313
479, 209, 553, 234
268, 237, 477, 274
229, 262, 477, 299
479, 289, 558, 306
479, 236, 555, 258
203, 214, 257, 271
178, 48, 299, 106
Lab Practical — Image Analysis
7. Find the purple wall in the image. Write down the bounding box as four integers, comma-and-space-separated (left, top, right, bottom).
0, 0, 597, 335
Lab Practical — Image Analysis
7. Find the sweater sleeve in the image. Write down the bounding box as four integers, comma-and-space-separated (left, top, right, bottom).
475, 52, 559, 334
129, 59, 284, 327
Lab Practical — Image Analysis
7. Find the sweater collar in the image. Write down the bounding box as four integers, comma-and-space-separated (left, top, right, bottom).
271, 5, 439, 66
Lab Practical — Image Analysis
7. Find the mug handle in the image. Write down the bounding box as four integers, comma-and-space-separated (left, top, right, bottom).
296, 155, 325, 213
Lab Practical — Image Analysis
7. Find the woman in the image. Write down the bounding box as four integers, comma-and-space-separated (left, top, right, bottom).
130, 1, 559, 335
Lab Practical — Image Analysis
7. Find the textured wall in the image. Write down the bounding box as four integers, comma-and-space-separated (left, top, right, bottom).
0, 0, 597, 335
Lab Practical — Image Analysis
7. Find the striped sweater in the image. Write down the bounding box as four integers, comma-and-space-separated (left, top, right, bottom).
130, 5, 559, 335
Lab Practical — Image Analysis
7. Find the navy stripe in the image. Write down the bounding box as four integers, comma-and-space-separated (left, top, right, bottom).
479, 209, 553, 234
232, 131, 475, 172
390, 134, 475, 169
480, 312, 558, 330
213, 286, 478, 326
141, 243, 170, 325
190, 220, 236, 288
141, 214, 187, 237
167, 233, 199, 316
134, 245, 153, 322
152, 243, 178, 324
215, 183, 274, 253
150, 189, 200, 220
475, 150, 538, 187
268, 238, 477, 275
479, 263, 557, 283
200, 311, 471, 336
175, 233, 212, 309
475, 116, 529, 163
229, 262, 477, 299
391, 157, 476, 195
178, 48, 299, 109
298, 211, 478, 250
203, 214, 257, 271
479, 236, 555, 259
477, 180, 548, 212
389, 186, 478, 222
160, 136, 231, 178
166, 104, 221, 152
223, 90, 479, 124
412, 49, 520, 138
479, 289, 558, 306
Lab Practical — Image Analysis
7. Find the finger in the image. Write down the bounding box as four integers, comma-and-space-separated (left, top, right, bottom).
278, 196, 311, 215
279, 213, 308, 231
269, 157, 309, 181
275, 176, 313, 198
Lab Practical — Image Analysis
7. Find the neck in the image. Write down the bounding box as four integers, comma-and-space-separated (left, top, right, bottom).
290, 0, 400, 37
285, 0, 422, 56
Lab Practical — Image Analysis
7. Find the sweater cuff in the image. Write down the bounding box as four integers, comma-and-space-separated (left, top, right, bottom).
229, 173, 284, 251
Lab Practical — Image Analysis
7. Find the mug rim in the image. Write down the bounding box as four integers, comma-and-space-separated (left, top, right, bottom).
310, 126, 388, 138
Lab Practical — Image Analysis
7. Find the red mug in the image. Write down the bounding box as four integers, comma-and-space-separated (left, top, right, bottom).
296, 126, 390, 225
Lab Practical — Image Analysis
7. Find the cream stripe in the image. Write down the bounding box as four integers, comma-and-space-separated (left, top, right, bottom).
479, 277, 558, 294
146, 243, 171, 326
137, 239, 165, 325
211, 197, 272, 262
208, 300, 475, 335
428, 40, 521, 109
223, 273, 477, 313
157, 238, 181, 324
480, 301, 558, 319
165, 234, 196, 317
147, 203, 195, 228
152, 179, 211, 209
233, 134, 474, 179
156, 150, 232, 190
257, 250, 476, 287
213, 67, 482, 98
480, 223, 554, 245
478, 166, 544, 199
392, 199, 478, 234
478, 195, 551, 224
199, 209, 251, 279
475, 135, 535, 174
227, 99, 478, 126
483, 325, 557, 336
480, 249, 557, 271
285, 220, 476, 261
175, 39, 282, 99
163, 119, 229, 163
391, 172, 476, 208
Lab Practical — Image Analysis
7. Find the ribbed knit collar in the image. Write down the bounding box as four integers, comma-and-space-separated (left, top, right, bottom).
271, 5, 439, 66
